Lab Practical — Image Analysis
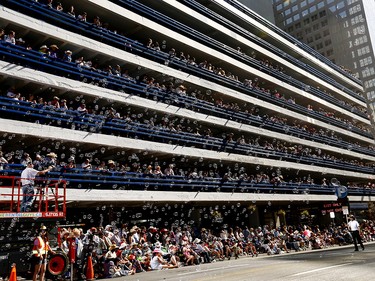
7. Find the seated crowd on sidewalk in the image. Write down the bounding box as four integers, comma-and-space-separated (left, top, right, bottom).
57, 220, 375, 278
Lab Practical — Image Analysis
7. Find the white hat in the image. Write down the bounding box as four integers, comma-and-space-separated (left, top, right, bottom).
47, 152, 57, 158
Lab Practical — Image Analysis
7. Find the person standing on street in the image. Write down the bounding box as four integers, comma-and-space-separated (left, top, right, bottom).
20, 162, 52, 212
32, 225, 55, 281
347, 215, 364, 251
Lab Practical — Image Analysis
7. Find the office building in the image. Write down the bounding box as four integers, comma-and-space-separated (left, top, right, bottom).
272, 0, 375, 136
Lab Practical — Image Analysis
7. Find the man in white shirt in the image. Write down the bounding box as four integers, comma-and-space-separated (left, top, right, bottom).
81, 158, 92, 170
20, 162, 52, 212
347, 215, 364, 251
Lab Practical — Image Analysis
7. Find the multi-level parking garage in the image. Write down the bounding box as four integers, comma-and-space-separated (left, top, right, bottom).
0, 0, 374, 228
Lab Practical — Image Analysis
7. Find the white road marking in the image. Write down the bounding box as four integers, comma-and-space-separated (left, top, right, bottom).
290, 263, 353, 276
177, 263, 249, 276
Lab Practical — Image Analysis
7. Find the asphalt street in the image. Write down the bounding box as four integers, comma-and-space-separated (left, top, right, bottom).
121, 242, 375, 281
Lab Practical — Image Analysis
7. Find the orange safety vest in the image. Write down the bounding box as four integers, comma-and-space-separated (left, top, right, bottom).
33, 236, 50, 257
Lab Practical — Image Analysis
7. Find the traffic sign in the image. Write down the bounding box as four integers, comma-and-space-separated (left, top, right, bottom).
335, 185, 348, 199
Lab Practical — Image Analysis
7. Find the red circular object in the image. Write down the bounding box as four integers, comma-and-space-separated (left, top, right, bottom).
48, 253, 68, 276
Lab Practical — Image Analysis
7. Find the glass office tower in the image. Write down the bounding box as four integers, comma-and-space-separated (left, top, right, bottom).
272, 0, 375, 138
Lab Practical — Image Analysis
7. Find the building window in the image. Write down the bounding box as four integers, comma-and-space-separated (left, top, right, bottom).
316, 43, 324, 50
286, 18, 293, 25
310, 6, 317, 13
293, 14, 300, 21
336, 1, 345, 10
321, 19, 328, 27
354, 35, 368, 46
359, 56, 373, 67
349, 4, 361, 15
313, 24, 320, 31
317, 1, 325, 9
304, 18, 310, 25
323, 30, 330, 37
357, 46, 370, 56
326, 49, 334, 56
307, 36, 314, 43
292, 5, 298, 12
338, 11, 347, 18
347, 0, 359, 5
311, 14, 318, 21
305, 27, 312, 34
329, 6, 336, 12
288, 26, 294, 32
285, 8, 291, 16
358, 25, 366, 34
367, 91, 375, 100
353, 25, 366, 36
365, 78, 375, 88
351, 15, 364, 25
325, 39, 332, 46
319, 10, 326, 17
295, 22, 302, 29
276, 4, 283, 11
302, 9, 309, 17
300, 0, 307, 7
362, 67, 375, 78
315, 33, 322, 40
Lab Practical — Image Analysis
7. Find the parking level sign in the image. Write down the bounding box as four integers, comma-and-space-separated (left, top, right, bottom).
342, 206, 349, 215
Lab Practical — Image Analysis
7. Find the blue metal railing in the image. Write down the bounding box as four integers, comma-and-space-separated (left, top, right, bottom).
0, 164, 373, 196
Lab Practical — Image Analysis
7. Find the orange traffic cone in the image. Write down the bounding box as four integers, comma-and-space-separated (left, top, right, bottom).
9, 263, 17, 281
85, 255, 95, 281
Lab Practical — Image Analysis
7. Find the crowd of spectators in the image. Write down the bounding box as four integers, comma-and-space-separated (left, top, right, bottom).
18, 1, 361, 82
56, 219, 375, 278
2, 86, 375, 175
4, 80, 374, 161
1, 2, 375, 188
0, 0, 370, 137
1, 146, 375, 191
